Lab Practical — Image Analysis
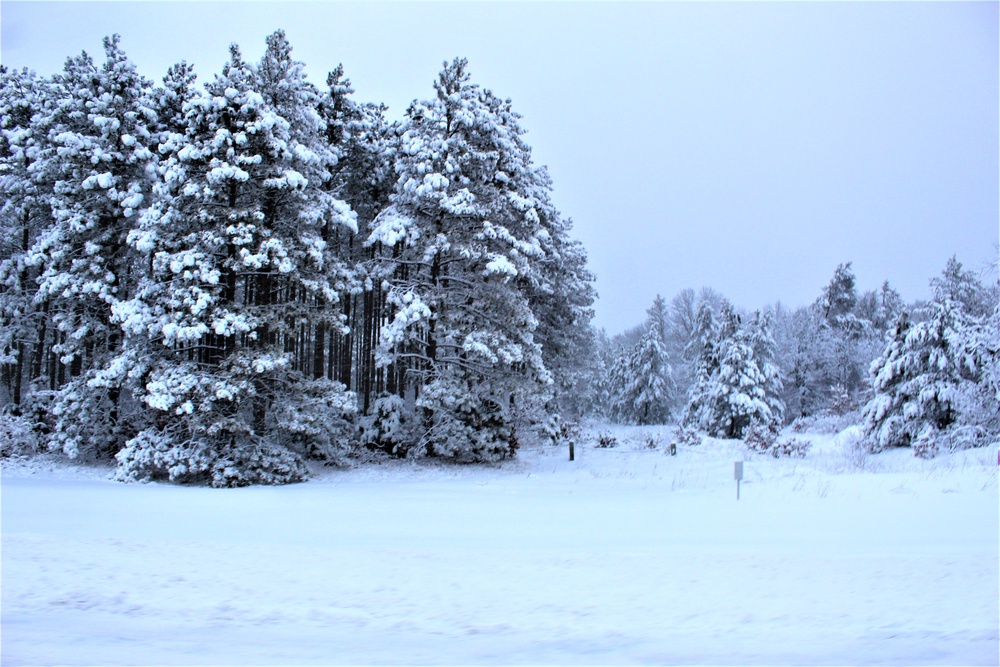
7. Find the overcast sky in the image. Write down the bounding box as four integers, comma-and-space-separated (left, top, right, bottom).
2, 1, 997, 333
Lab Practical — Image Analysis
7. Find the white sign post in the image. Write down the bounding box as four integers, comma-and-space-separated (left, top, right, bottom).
734, 461, 744, 500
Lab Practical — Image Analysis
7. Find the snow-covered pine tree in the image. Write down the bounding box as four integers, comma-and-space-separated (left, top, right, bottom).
523, 168, 596, 422
746, 309, 785, 426
646, 294, 670, 345
610, 319, 674, 425
818, 262, 857, 321
317, 64, 398, 414
113, 33, 358, 485
368, 58, 553, 461
24, 37, 157, 458
0, 66, 51, 413
681, 300, 720, 430
862, 258, 997, 455
815, 262, 876, 411
684, 303, 782, 438
930, 255, 994, 320
856, 280, 904, 335
968, 304, 1000, 442
775, 264, 887, 421
607, 345, 632, 423
707, 328, 777, 439
588, 328, 616, 420
150, 61, 197, 143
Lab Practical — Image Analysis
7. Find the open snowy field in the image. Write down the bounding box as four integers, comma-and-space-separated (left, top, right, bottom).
3, 425, 998, 666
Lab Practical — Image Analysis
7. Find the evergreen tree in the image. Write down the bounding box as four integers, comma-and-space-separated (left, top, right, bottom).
609, 319, 674, 425
646, 294, 670, 345
682, 302, 782, 438
862, 258, 996, 455
930, 255, 993, 319
529, 199, 596, 420
314, 63, 397, 413
681, 300, 720, 429
818, 262, 857, 321
113, 33, 358, 485
0, 66, 51, 413
706, 331, 777, 439
25, 37, 157, 458
150, 61, 197, 141
746, 309, 785, 426
368, 58, 559, 461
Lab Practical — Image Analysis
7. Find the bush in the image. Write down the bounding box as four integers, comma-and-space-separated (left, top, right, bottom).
361, 393, 413, 457
595, 431, 618, 448
912, 429, 939, 460
675, 423, 702, 446
542, 414, 581, 448
743, 419, 779, 454
770, 437, 811, 458
415, 376, 518, 463
0, 412, 41, 458
115, 428, 308, 487
790, 409, 862, 435
273, 378, 358, 466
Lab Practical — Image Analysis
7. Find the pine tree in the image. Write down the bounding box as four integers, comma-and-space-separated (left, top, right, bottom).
746, 310, 785, 426
525, 175, 596, 421
0, 66, 51, 413
682, 302, 782, 438
318, 64, 399, 413
23, 37, 157, 458
862, 258, 997, 455
705, 306, 775, 438
368, 58, 555, 461
610, 320, 674, 425
930, 255, 993, 319
113, 33, 358, 485
681, 300, 720, 429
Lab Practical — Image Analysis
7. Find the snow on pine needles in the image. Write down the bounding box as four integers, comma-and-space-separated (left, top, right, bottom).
2, 424, 998, 666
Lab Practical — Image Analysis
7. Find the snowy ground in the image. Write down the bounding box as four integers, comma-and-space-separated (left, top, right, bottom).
2, 425, 998, 666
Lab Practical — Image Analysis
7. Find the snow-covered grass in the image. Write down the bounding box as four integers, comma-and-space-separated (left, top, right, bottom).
3, 425, 998, 666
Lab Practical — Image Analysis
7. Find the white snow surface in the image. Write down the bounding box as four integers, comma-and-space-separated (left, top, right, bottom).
2, 425, 998, 666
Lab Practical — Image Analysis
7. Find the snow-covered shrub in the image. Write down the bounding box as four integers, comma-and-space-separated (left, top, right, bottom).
415, 376, 517, 463
273, 378, 358, 466
770, 437, 811, 458
642, 432, 662, 449
912, 428, 939, 460
743, 419, 779, 454
115, 428, 308, 487
675, 423, 702, 446
361, 393, 413, 457
541, 414, 581, 448
541, 413, 563, 446
790, 417, 812, 433
0, 412, 40, 458
595, 431, 618, 448
790, 409, 862, 435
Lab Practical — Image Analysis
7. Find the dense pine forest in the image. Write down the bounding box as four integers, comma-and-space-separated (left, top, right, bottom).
1, 31, 997, 485
0, 32, 595, 484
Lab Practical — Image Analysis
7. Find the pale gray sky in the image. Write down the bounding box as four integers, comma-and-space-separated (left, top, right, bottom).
2, 1, 997, 333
